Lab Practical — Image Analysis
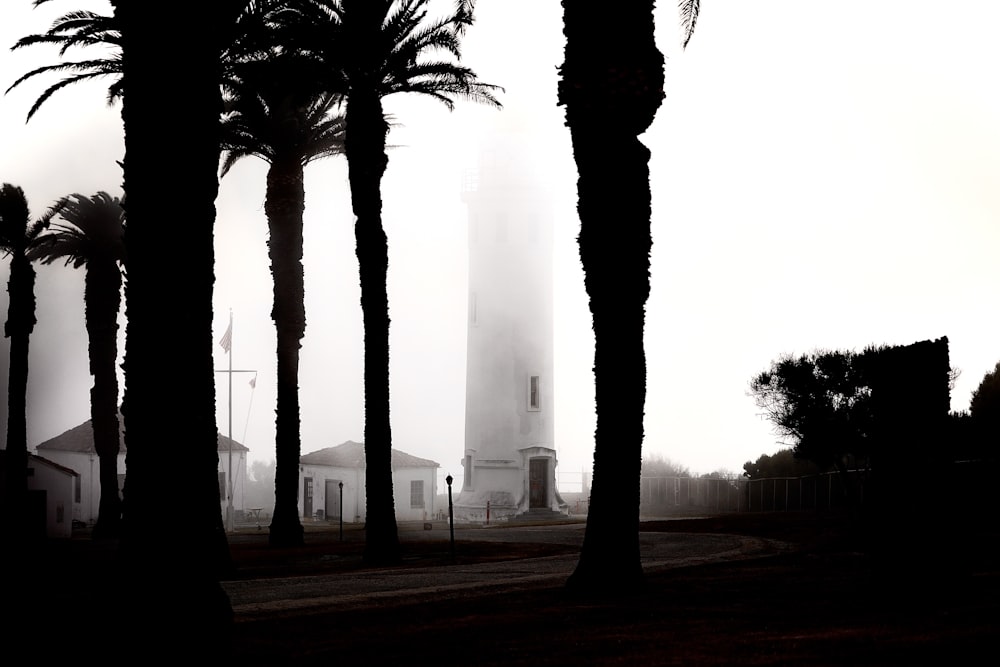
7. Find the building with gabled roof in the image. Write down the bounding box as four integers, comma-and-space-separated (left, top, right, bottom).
34, 413, 249, 526
298, 440, 439, 523
0, 451, 80, 538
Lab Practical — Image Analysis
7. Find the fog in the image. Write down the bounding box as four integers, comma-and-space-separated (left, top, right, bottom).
3, 1, 1000, 494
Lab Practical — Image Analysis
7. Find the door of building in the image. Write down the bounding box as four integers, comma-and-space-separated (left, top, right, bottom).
529, 458, 548, 509
303, 477, 313, 518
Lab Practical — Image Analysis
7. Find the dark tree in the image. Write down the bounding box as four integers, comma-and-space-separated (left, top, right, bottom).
277, 0, 500, 564
0, 184, 45, 539
220, 50, 346, 548
560, 2, 698, 594
749, 349, 874, 478
969, 360, 1000, 456
27, 192, 126, 539
742, 448, 823, 480
110, 0, 247, 655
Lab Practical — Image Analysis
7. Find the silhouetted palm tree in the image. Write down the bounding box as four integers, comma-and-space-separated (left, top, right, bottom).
560, 1, 698, 595
0, 183, 47, 538
220, 51, 346, 547
5, 8, 123, 121
278, 0, 500, 564
27, 192, 126, 539
109, 0, 247, 655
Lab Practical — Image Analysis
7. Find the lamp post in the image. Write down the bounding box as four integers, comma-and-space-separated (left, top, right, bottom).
446, 474, 455, 563
339, 481, 344, 542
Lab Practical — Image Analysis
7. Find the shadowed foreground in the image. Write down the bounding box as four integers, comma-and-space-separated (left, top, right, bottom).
225, 514, 998, 665
11, 513, 998, 664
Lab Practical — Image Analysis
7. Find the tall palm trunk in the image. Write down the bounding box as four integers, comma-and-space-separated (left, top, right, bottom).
561, 1, 664, 594
86, 260, 123, 539
4, 250, 36, 539
112, 0, 238, 654
345, 85, 400, 565
267, 157, 307, 547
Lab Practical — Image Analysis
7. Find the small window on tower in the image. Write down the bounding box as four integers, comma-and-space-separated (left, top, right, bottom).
469, 292, 478, 326
528, 375, 541, 411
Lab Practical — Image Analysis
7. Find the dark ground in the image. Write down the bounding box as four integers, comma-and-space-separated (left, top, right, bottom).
14, 511, 999, 665
222, 512, 999, 665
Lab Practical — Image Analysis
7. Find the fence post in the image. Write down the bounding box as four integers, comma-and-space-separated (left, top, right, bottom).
446, 474, 455, 563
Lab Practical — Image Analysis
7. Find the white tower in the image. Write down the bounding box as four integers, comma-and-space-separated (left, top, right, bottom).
455, 124, 566, 521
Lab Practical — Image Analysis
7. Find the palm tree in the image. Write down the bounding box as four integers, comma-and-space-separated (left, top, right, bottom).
5, 8, 123, 122
27, 192, 126, 539
0, 183, 47, 539
220, 51, 347, 547
560, 2, 698, 594
277, 0, 500, 565
109, 0, 248, 654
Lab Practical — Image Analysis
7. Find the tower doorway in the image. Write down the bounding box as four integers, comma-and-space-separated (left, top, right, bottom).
529, 458, 549, 508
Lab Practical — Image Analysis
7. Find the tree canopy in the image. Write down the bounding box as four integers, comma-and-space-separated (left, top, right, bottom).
749, 348, 874, 474
749, 337, 954, 475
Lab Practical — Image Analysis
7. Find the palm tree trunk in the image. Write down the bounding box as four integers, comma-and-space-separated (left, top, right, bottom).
86, 261, 123, 539
266, 158, 306, 548
112, 0, 240, 655
345, 85, 400, 565
4, 250, 36, 539
560, 1, 664, 595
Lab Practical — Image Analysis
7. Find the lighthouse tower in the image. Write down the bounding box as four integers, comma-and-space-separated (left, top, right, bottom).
454, 124, 567, 521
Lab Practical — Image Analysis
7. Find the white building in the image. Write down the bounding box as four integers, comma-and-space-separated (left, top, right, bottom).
298, 440, 439, 523
455, 123, 567, 521
34, 415, 248, 525
27, 454, 80, 539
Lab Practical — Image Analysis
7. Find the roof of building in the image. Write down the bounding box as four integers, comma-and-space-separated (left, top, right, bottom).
29, 453, 80, 477
300, 440, 439, 469
34, 412, 248, 455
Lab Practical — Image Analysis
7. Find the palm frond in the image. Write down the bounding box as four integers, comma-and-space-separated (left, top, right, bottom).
7, 9, 121, 121
8, 61, 122, 121
452, 0, 476, 36
27, 192, 125, 266
679, 0, 700, 49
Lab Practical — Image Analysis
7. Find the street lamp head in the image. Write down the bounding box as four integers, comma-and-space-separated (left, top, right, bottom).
446, 474, 453, 486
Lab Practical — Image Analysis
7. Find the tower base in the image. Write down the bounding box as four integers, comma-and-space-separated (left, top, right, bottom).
453, 446, 568, 522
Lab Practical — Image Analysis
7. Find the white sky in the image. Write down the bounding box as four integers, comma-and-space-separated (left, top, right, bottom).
2, 1, 999, 490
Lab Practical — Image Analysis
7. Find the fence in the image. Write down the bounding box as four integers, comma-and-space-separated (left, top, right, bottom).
638, 471, 867, 516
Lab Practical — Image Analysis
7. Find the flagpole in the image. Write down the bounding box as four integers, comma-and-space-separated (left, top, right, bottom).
217, 313, 253, 534
227, 309, 234, 534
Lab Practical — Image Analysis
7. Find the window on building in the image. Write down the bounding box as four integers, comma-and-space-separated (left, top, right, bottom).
528, 375, 541, 411
410, 480, 425, 508
464, 455, 473, 489
74, 476, 81, 503
469, 291, 478, 326
218, 471, 227, 500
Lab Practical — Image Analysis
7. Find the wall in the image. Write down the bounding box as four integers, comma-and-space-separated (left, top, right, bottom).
392, 466, 437, 522
26, 460, 76, 539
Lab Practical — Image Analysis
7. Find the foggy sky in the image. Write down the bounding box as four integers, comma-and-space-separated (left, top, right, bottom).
2, 1, 1000, 490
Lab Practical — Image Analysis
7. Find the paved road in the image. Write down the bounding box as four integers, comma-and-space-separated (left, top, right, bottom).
223, 524, 791, 618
